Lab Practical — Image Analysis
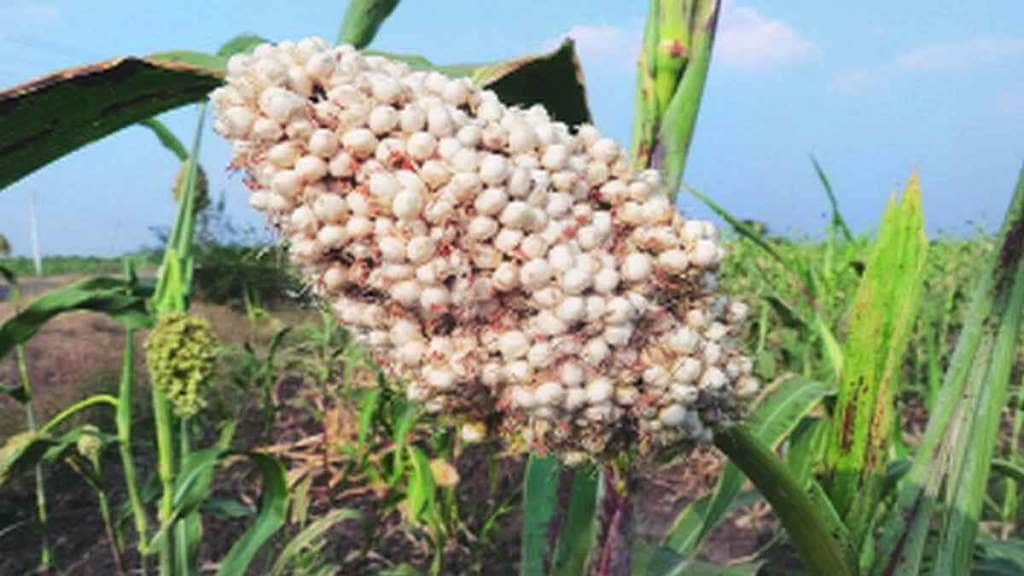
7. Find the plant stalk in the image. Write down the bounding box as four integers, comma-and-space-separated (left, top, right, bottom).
117, 329, 150, 570
99, 488, 128, 576
714, 424, 855, 576
66, 449, 127, 576
337, 0, 399, 48
591, 464, 632, 576
152, 386, 175, 576
149, 100, 207, 576
632, 0, 721, 198
16, 342, 53, 571
175, 418, 192, 574
93, 459, 128, 576
39, 394, 119, 433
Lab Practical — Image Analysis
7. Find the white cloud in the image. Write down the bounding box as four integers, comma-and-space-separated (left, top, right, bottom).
832, 36, 1024, 95
542, 3, 818, 76
895, 38, 1024, 72
543, 24, 642, 72
716, 3, 820, 70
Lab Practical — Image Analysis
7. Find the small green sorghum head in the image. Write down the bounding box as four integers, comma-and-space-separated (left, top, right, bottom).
172, 161, 211, 214
145, 312, 219, 418
75, 425, 103, 465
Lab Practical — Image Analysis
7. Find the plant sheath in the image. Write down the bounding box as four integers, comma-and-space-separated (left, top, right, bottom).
714, 424, 855, 576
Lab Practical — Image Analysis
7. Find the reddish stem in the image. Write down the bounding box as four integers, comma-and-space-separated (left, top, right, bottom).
592, 465, 632, 576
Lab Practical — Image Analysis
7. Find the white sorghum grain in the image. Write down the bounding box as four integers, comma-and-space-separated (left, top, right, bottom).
212, 38, 758, 462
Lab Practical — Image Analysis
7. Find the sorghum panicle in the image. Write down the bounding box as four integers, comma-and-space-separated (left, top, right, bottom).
211, 38, 758, 462
145, 313, 219, 419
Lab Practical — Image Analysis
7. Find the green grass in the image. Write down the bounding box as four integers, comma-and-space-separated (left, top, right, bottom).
719, 233, 989, 402
0, 253, 160, 278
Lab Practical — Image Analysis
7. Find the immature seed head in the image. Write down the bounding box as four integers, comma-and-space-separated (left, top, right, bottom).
145, 313, 219, 418
75, 425, 103, 465
171, 162, 210, 214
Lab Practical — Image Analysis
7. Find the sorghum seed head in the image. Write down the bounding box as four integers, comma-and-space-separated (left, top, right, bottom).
211, 38, 758, 463
145, 313, 219, 418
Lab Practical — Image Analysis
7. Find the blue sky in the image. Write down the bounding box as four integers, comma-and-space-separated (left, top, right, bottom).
0, 0, 1022, 256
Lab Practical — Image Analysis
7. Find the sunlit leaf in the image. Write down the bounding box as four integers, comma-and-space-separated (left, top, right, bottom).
824, 175, 928, 544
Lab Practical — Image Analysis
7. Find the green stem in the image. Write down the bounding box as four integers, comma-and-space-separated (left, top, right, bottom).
337, 0, 399, 48
631, 0, 721, 197
175, 418, 191, 574
152, 386, 175, 576
660, 0, 717, 193
631, 0, 662, 168
592, 464, 632, 576
39, 394, 119, 433
117, 330, 150, 570
430, 536, 443, 576
16, 343, 52, 571
100, 491, 127, 575
714, 425, 855, 576
652, 0, 689, 118
152, 101, 206, 315
94, 460, 128, 576
149, 99, 207, 576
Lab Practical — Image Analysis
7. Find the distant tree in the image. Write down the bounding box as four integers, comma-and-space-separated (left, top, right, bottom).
0, 233, 10, 256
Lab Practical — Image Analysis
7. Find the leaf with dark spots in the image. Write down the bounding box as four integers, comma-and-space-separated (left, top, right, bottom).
879, 493, 925, 576
872, 167, 1024, 576
823, 175, 927, 538
839, 394, 857, 452
546, 468, 575, 548
997, 216, 1024, 291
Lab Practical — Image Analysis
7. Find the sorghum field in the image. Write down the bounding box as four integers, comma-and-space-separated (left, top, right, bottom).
1, 2, 1022, 575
